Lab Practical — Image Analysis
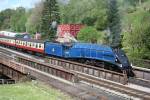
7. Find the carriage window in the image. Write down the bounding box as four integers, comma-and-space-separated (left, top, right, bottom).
39, 44, 41, 48
23, 41, 25, 46
36, 43, 38, 48
30, 42, 32, 47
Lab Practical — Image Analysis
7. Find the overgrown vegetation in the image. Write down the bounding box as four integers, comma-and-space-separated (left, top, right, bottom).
0, 0, 150, 65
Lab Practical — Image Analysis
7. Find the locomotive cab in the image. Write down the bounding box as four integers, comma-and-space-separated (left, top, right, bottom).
113, 49, 135, 77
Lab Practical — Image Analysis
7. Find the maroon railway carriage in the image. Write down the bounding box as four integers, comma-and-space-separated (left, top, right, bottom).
0, 36, 16, 47
0, 36, 45, 54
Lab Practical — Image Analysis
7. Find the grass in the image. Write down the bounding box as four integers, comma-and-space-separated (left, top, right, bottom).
0, 81, 72, 100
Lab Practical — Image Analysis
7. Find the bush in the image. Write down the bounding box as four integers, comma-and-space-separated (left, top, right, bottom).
77, 26, 103, 43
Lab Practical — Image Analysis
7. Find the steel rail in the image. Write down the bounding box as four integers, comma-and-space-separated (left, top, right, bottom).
0, 53, 77, 83
76, 72, 150, 100
0, 47, 128, 84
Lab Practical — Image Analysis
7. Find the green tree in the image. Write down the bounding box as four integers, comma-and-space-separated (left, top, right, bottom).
77, 26, 102, 43
26, 1, 44, 35
107, 0, 121, 48
0, 9, 14, 30
60, 0, 108, 30
81, 17, 97, 26
122, 9, 150, 59
40, 0, 60, 40
10, 7, 27, 32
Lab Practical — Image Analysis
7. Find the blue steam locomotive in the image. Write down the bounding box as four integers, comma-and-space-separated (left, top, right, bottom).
45, 41, 134, 77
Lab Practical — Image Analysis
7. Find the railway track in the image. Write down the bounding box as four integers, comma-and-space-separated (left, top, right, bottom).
133, 66, 150, 80
0, 46, 128, 84
1, 46, 150, 85
77, 73, 150, 100
0, 46, 150, 99
0, 53, 76, 83
129, 66, 150, 88
1, 46, 150, 86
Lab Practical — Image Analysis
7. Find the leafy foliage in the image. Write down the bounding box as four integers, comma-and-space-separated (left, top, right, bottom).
0, 9, 14, 30
0, 7, 27, 32
122, 9, 150, 59
26, 1, 44, 35
10, 7, 27, 32
60, 0, 108, 31
77, 26, 102, 43
40, 0, 60, 40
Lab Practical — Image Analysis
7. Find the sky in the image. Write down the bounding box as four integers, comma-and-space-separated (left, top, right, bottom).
0, 0, 41, 11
